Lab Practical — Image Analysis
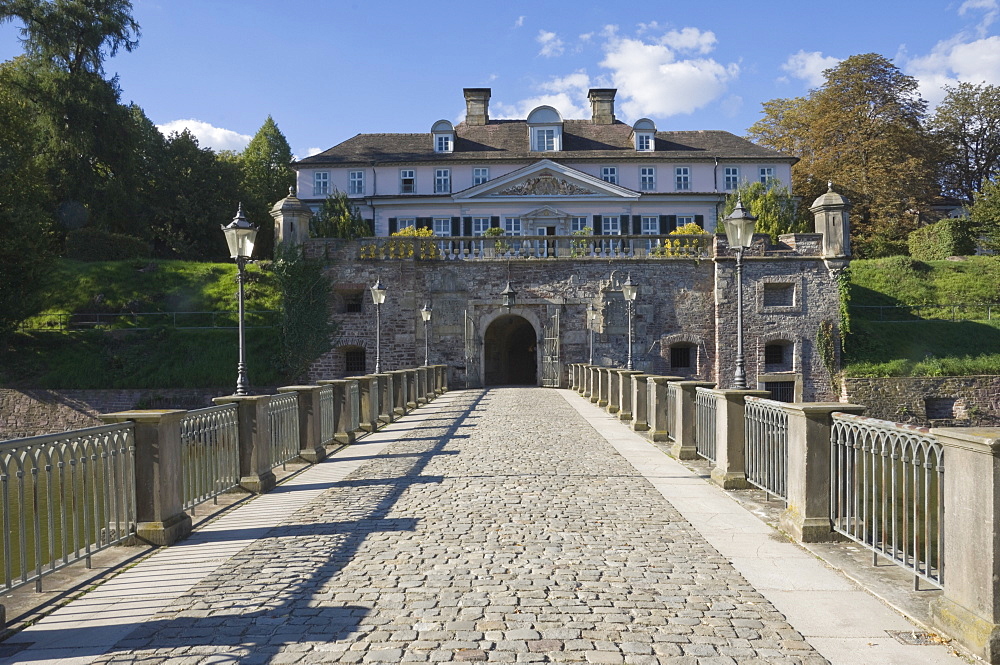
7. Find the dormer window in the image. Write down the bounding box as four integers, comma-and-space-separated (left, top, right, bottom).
431, 119, 455, 153
633, 118, 656, 152
527, 106, 563, 152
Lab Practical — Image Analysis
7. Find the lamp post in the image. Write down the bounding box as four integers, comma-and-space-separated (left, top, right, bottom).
587, 303, 596, 365
221, 204, 258, 396
621, 273, 638, 370
421, 301, 432, 366
722, 195, 757, 389
371, 278, 387, 373
500, 260, 516, 311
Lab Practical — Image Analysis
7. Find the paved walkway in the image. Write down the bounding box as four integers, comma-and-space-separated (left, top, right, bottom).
0, 388, 968, 664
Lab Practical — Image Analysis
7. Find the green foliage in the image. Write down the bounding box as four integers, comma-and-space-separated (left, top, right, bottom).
270, 245, 336, 381
238, 116, 293, 259
849, 255, 1000, 306
64, 227, 149, 261
816, 319, 839, 393
721, 181, 803, 242
928, 82, 1000, 205
970, 180, 1000, 253
570, 226, 592, 256
671, 222, 708, 236
749, 53, 936, 258
310, 191, 371, 239
906, 218, 977, 260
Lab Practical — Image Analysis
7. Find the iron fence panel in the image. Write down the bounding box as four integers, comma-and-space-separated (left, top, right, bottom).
1, 423, 135, 593
695, 387, 717, 462
744, 397, 788, 499
179, 404, 240, 511
831, 413, 944, 587
269, 392, 300, 469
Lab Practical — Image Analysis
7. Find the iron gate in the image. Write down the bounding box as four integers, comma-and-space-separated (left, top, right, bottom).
464, 309, 482, 388
541, 309, 561, 387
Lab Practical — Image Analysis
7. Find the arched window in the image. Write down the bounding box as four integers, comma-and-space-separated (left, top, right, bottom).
342, 346, 366, 374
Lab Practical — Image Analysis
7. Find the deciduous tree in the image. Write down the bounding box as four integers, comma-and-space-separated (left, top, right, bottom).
311, 191, 371, 239
928, 82, 1000, 205
722, 181, 803, 243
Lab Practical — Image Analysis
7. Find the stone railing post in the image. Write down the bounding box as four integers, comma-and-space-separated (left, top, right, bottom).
415, 367, 429, 405
670, 381, 716, 459
405, 370, 419, 409
376, 373, 395, 423
708, 389, 769, 489
591, 366, 603, 404
930, 427, 1000, 664
212, 395, 276, 494
277, 385, 326, 463
598, 368, 612, 407
99, 410, 192, 546
352, 375, 381, 432
436, 364, 448, 393
779, 402, 865, 542
318, 379, 360, 445
585, 366, 597, 401
630, 373, 649, 432
646, 376, 682, 442
389, 370, 408, 415
617, 370, 643, 422
422, 366, 436, 402
607, 370, 622, 414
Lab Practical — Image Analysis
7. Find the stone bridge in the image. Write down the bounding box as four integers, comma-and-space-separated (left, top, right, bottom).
1, 372, 991, 664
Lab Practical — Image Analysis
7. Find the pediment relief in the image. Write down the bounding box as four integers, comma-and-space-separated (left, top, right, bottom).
494, 174, 596, 196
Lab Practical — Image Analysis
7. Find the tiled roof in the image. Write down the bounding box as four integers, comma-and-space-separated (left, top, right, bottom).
294, 120, 790, 167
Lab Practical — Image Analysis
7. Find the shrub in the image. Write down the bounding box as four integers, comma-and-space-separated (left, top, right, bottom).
907, 218, 976, 260
65, 228, 150, 261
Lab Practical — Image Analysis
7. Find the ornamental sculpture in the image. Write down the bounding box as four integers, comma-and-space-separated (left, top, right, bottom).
496, 175, 594, 196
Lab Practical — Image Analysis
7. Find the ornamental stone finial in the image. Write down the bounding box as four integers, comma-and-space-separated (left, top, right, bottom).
289, 185, 295, 197
828, 180, 834, 192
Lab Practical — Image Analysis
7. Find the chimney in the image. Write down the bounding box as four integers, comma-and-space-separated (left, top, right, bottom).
464, 88, 491, 126
588, 88, 616, 124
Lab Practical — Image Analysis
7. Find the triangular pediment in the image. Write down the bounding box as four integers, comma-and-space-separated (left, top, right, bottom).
521, 205, 572, 220
453, 159, 639, 200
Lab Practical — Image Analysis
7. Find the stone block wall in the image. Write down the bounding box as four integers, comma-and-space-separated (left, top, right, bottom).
0, 388, 230, 440
842, 376, 1000, 427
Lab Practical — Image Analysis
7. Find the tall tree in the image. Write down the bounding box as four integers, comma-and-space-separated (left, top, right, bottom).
239, 116, 293, 258
311, 191, 371, 239
749, 53, 937, 257
928, 82, 1000, 205
722, 181, 803, 243
969, 180, 1000, 254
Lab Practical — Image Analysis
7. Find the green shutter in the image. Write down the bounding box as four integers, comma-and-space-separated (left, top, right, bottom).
463, 216, 473, 236
490, 216, 500, 229
416, 217, 432, 230
451, 216, 461, 237
694, 214, 704, 229
388, 217, 398, 235
593, 215, 603, 235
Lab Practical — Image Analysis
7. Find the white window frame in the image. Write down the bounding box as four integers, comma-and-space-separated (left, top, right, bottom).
504, 217, 523, 236
760, 167, 775, 185
641, 216, 659, 234
602, 215, 621, 235
434, 168, 451, 193
570, 216, 588, 233
724, 167, 740, 191
473, 167, 489, 186
432, 217, 451, 237
677, 215, 696, 228
435, 134, 453, 153
400, 169, 415, 194
348, 170, 364, 195
636, 133, 653, 151
397, 218, 415, 231
313, 171, 329, 196
601, 166, 618, 185
675, 167, 691, 191
640, 167, 656, 191
472, 217, 491, 236
533, 127, 557, 152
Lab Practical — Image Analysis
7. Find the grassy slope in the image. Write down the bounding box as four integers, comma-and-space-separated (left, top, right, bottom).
845, 256, 1000, 376
1, 259, 285, 389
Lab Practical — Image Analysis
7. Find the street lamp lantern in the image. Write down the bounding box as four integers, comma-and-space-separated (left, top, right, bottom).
221, 204, 258, 396
421, 301, 432, 366
500, 281, 517, 311
622, 273, 638, 370
722, 195, 758, 389
371, 278, 387, 373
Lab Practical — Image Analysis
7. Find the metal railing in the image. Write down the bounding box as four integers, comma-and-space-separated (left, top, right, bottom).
268, 392, 300, 469
695, 387, 717, 462
19, 310, 280, 332
1, 423, 136, 592
851, 303, 1000, 322
179, 404, 240, 511
358, 234, 712, 261
319, 386, 336, 447
665, 383, 678, 442
744, 397, 788, 500
830, 413, 944, 587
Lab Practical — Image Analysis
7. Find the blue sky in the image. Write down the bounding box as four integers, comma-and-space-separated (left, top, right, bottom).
2, 0, 999, 159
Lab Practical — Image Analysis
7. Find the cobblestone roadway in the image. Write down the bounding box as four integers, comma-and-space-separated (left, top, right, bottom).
97, 388, 828, 664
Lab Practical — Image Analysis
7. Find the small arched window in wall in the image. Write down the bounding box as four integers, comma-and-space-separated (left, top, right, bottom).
669, 343, 696, 373
343, 346, 366, 374
764, 340, 794, 372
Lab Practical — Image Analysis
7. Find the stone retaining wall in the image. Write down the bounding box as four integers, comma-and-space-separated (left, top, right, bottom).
842, 375, 1000, 427
0, 388, 231, 440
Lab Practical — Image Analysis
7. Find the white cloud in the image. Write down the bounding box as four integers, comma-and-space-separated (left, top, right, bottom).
306, 147, 323, 157
513, 15, 525, 28
599, 26, 739, 119
156, 119, 252, 152
537, 30, 565, 57
493, 70, 592, 119
959, 0, 997, 35
781, 50, 841, 87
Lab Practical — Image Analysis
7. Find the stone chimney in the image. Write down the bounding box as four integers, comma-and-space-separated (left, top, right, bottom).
588, 89, 617, 124
464, 88, 491, 126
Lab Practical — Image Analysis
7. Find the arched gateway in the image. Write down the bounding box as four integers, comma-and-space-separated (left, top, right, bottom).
483, 315, 537, 385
